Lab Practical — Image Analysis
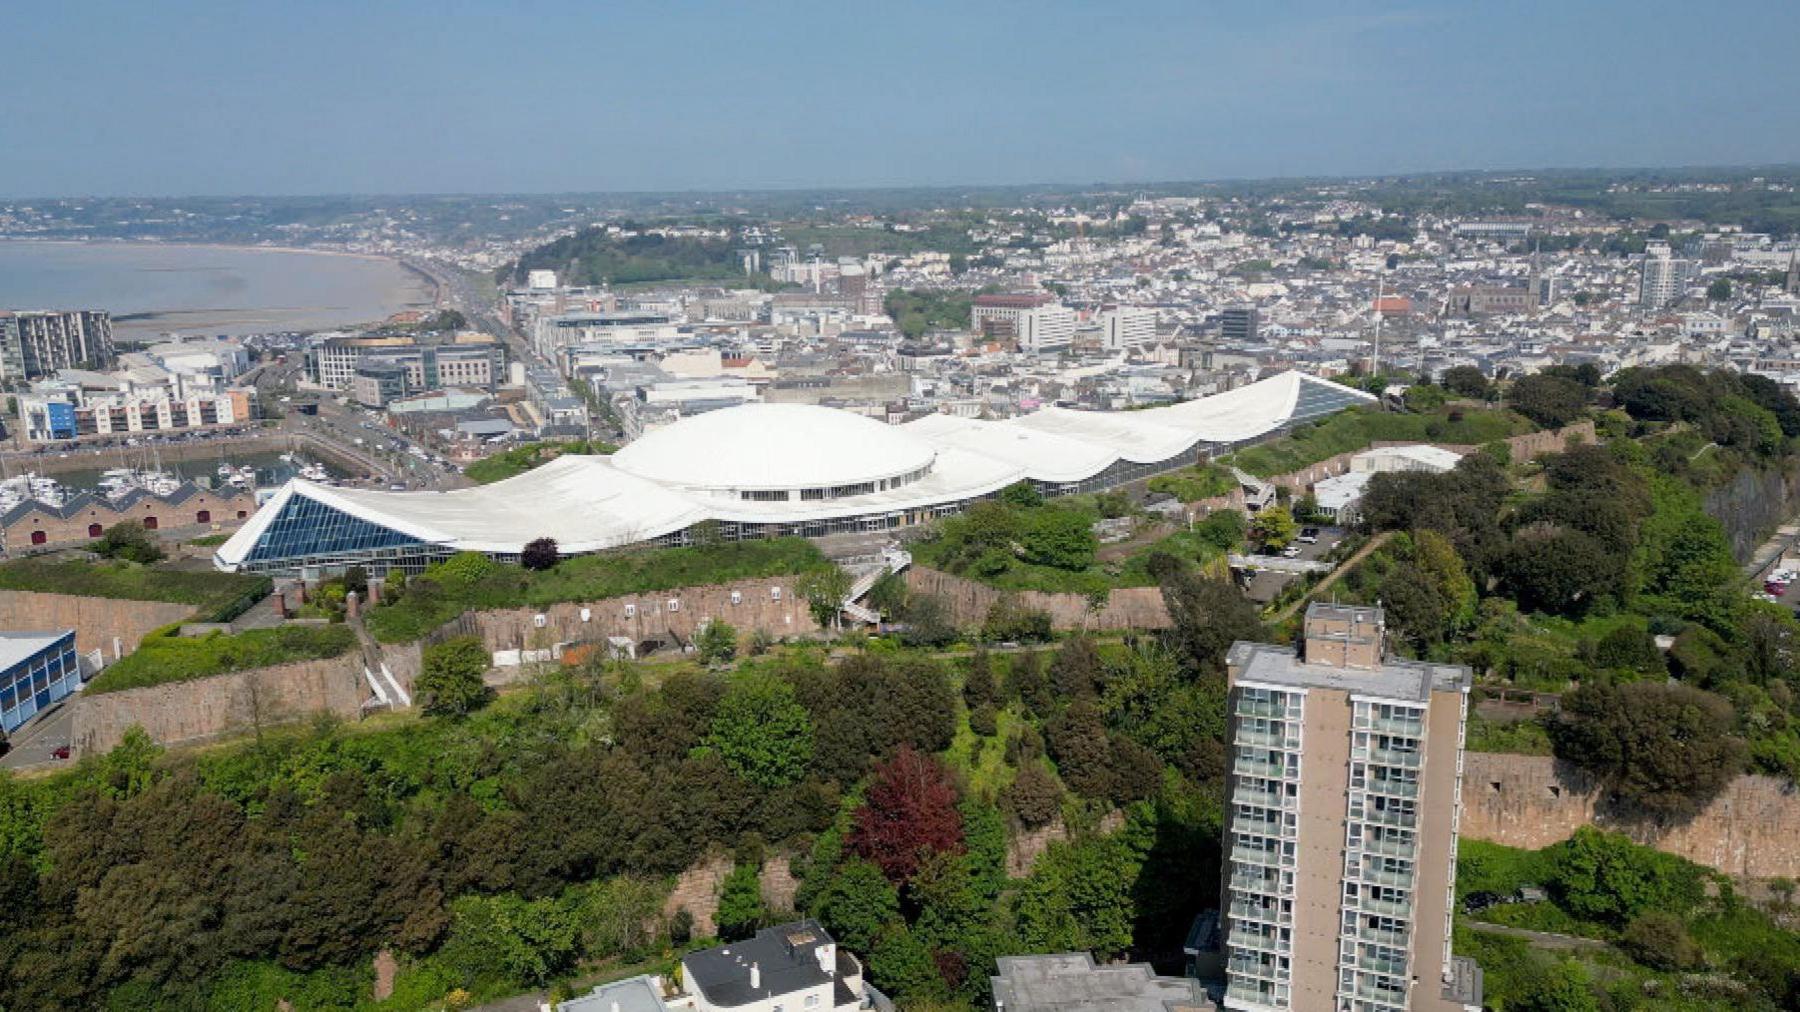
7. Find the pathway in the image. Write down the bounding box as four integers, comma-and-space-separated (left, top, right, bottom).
1462, 919, 1610, 952
1266, 531, 1394, 624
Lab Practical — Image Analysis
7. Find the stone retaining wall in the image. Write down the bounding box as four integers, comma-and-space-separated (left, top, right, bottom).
0, 589, 194, 658
69, 652, 367, 755
1264, 420, 1597, 491
1461, 752, 1800, 879
905, 566, 1170, 632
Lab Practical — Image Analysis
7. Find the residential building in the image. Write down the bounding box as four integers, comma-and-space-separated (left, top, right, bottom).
1220, 306, 1259, 345
1218, 604, 1480, 1012
970, 292, 1055, 338
557, 975, 669, 1012
1639, 245, 1696, 309
1017, 305, 1077, 355
18, 378, 254, 444
0, 310, 116, 381
678, 920, 872, 1012
0, 630, 80, 734
990, 952, 1206, 1012
1444, 286, 1531, 316
1101, 306, 1158, 351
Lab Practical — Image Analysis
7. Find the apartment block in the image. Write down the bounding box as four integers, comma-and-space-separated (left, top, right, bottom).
1219, 603, 1480, 1012
0, 310, 117, 381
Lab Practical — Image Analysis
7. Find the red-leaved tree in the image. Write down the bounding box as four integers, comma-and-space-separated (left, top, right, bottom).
847, 746, 964, 885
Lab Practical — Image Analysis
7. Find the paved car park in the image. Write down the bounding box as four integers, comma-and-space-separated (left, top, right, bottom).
1241, 525, 1348, 603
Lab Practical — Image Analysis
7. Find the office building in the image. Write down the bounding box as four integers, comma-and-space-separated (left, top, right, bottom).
1219, 604, 1480, 1012
350, 362, 411, 408
0, 630, 80, 734
970, 292, 1056, 339
1639, 245, 1696, 309
0, 310, 117, 381
306, 333, 505, 393
533, 311, 680, 358
1101, 306, 1158, 351
1221, 306, 1259, 345
1017, 305, 1077, 355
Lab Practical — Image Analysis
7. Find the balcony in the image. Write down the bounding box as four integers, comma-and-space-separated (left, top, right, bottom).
1236, 727, 1299, 750
1359, 836, 1416, 860
1235, 787, 1287, 809
1351, 865, 1415, 889
1358, 806, 1416, 829
1234, 813, 1284, 835
1357, 715, 1423, 736
1364, 778, 1419, 799
1231, 870, 1283, 893
1234, 756, 1290, 779
1226, 982, 1284, 1007
1353, 895, 1414, 919
1350, 924, 1410, 948
1229, 900, 1283, 925
1350, 977, 1410, 1006
1354, 954, 1409, 977
1227, 956, 1279, 980
1236, 699, 1292, 720
1228, 930, 1286, 954
1231, 845, 1284, 867
1356, 745, 1421, 769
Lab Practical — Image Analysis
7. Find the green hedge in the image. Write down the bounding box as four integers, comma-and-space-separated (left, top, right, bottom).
87, 624, 358, 694
366, 538, 833, 643
463, 439, 618, 484
0, 559, 270, 622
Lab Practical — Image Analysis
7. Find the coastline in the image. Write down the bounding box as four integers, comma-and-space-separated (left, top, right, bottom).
0, 238, 443, 333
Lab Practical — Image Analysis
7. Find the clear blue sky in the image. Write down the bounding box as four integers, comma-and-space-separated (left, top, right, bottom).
6, 0, 1799, 197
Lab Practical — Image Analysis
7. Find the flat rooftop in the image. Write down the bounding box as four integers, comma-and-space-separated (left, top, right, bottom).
991, 953, 1206, 1012
0, 631, 73, 672
1228, 640, 1470, 702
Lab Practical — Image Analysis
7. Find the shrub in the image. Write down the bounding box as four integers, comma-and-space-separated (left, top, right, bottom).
1003, 763, 1063, 827
983, 596, 1052, 643
94, 520, 164, 564
1620, 910, 1702, 970
520, 537, 559, 571
416, 635, 493, 717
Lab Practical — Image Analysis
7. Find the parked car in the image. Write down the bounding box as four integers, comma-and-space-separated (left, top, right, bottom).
1281, 545, 1303, 558
1298, 527, 1320, 544
51, 745, 71, 760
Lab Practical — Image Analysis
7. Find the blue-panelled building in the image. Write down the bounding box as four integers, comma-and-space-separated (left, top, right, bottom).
0, 630, 81, 734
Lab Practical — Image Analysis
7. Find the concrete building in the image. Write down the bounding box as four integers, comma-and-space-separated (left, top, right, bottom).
350, 361, 410, 408
971, 292, 1055, 339
534, 311, 681, 358
990, 952, 1206, 1012
1444, 286, 1531, 316
306, 333, 505, 393
1639, 245, 1696, 309
1017, 305, 1077, 355
0, 629, 80, 734
1221, 306, 1259, 345
0, 310, 116, 381
1101, 306, 1158, 351
1218, 604, 1480, 1012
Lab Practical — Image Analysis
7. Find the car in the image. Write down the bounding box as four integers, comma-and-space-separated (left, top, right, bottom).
1298, 527, 1320, 544
50, 745, 71, 760
1281, 545, 1303, 558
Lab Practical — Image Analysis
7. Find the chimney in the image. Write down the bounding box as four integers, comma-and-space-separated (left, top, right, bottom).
750, 963, 760, 991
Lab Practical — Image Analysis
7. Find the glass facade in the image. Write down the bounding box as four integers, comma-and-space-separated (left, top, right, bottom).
1, 632, 80, 733
1336, 699, 1427, 1012
242, 495, 427, 568
1223, 686, 1304, 1011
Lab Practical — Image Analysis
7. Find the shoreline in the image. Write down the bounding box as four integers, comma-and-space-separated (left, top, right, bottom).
0, 237, 443, 332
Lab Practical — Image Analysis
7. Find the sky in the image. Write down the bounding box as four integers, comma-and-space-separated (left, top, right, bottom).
5, 0, 1800, 198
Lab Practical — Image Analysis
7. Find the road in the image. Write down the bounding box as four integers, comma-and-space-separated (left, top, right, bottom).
1, 701, 73, 771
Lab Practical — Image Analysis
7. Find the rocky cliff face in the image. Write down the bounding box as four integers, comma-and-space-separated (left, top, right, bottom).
1705, 462, 1800, 561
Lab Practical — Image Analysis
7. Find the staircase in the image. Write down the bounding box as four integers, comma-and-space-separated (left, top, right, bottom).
839, 546, 912, 625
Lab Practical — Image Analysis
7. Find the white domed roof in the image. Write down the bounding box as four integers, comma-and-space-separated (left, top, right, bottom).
610, 403, 936, 492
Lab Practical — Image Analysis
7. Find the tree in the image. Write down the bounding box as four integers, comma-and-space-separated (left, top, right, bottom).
1501, 526, 1620, 618
868, 923, 948, 1004
1507, 372, 1589, 429
1017, 507, 1098, 572
983, 596, 1052, 643
1149, 554, 1265, 675
962, 652, 997, 711
1003, 764, 1064, 827
1250, 506, 1298, 550
1045, 700, 1113, 799
814, 859, 899, 953
519, 537, 559, 571
1510, 960, 1600, 1012
1707, 276, 1733, 302
704, 673, 813, 787
1014, 836, 1139, 959
798, 567, 852, 630
715, 862, 764, 942
1550, 683, 1747, 821
416, 636, 492, 717
93, 521, 164, 564
1438, 365, 1490, 399
998, 481, 1044, 508
694, 620, 737, 667
847, 747, 963, 885
1550, 827, 1704, 928
1049, 636, 1104, 700
1620, 910, 1702, 970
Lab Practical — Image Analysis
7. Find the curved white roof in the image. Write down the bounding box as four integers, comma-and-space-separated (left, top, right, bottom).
610, 402, 937, 492
215, 371, 1376, 571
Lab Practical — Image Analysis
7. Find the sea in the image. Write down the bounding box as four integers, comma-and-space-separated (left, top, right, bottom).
0, 240, 435, 340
